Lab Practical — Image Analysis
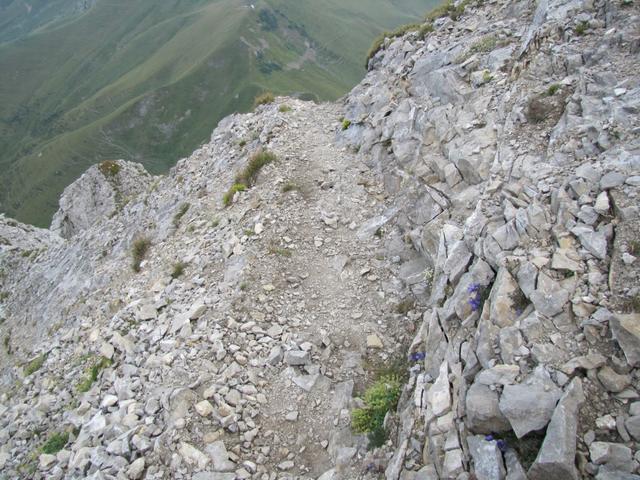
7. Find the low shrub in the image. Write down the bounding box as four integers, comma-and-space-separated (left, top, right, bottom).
254, 91, 275, 108
351, 375, 402, 446
98, 160, 120, 177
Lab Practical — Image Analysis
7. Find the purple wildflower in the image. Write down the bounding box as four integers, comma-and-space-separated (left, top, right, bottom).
410, 352, 426, 362
496, 439, 508, 452
484, 434, 494, 441
467, 283, 481, 294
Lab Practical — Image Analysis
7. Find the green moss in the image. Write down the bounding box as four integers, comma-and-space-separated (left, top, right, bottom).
546, 84, 561, 96
41, 432, 69, 454
351, 375, 402, 446
254, 91, 275, 108
131, 236, 151, 272
342, 119, 352, 130
24, 354, 46, 376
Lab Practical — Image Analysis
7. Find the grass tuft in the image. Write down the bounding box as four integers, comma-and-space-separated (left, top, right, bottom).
171, 261, 187, 279
235, 150, 277, 187
282, 181, 300, 193
222, 183, 247, 207
278, 104, 292, 113
41, 432, 69, 454
98, 160, 120, 177
254, 91, 275, 108
24, 354, 46, 376
173, 202, 190, 228
131, 236, 151, 272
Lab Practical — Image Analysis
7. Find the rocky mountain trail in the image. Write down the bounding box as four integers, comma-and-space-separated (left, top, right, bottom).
1, 0, 640, 478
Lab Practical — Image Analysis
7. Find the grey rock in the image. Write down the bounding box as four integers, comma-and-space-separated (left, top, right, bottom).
205, 441, 235, 472
504, 448, 528, 480
468, 435, 506, 480
192, 473, 235, 480
589, 442, 633, 472
572, 225, 608, 260
530, 272, 569, 317
625, 416, 640, 440
528, 378, 585, 480
499, 367, 562, 438
610, 314, 640, 366
466, 381, 511, 434
600, 171, 626, 189
284, 350, 310, 366
561, 352, 607, 375
597, 366, 631, 393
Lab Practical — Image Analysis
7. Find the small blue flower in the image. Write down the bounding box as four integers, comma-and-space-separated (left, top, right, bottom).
496, 439, 508, 452
484, 434, 494, 441
410, 352, 426, 362
467, 283, 480, 294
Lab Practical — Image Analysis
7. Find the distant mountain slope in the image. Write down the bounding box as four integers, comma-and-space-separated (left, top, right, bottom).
0, 0, 436, 226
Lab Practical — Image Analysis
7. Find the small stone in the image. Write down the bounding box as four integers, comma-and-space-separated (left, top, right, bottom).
625, 416, 640, 440
366, 334, 383, 349
285, 411, 299, 421
278, 460, 295, 471
39, 453, 57, 469
195, 400, 215, 417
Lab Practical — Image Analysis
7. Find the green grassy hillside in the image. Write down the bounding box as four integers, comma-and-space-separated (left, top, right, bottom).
0, 0, 438, 226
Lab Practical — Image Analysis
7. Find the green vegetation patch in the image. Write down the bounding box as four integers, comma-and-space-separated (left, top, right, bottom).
98, 160, 121, 177
77, 356, 112, 393
546, 84, 561, 96
278, 104, 292, 113
171, 261, 188, 279
351, 375, 402, 446
131, 236, 151, 272
281, 181, 301, 193
254, 91, 275, 108
222, 183, 247, 207
342, 119, 352, 130
41, 432, 69, 455
235, 150, 277, 187
24, 354, 47, 376
366, 22, 434, 67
